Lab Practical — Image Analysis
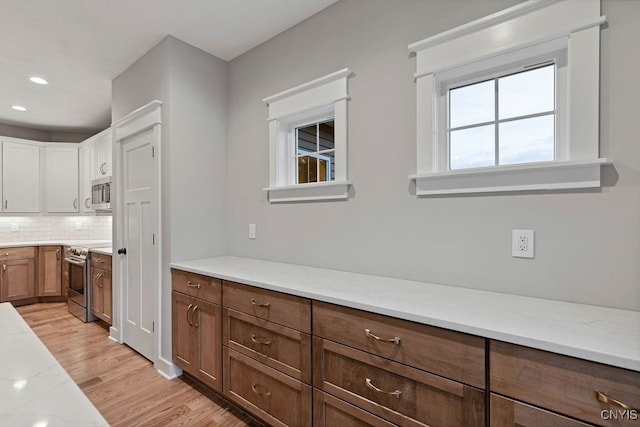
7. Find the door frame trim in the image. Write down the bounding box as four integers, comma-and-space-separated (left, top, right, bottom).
111, 100, 171, 375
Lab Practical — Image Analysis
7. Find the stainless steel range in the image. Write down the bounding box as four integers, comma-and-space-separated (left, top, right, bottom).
65, 246, 96, 322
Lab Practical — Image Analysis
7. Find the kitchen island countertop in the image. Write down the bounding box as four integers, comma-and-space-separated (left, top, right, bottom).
0, 302, 108, 426
0, 240, 112, 249
171, 256, 640, 372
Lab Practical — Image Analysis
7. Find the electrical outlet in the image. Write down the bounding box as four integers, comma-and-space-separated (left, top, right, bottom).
512, 229, 534, 258
248, 223, 256, 239
76, 221, 83, 231
10, 223, 19, 232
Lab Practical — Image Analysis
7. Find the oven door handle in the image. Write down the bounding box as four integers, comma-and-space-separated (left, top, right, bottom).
64, 258, 87, 267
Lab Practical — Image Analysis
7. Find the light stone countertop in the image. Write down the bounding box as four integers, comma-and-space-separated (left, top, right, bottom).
90, 246, 112, 256
0, 240, 112, 249
0, 303, 109, 426
171, 256, 640, 372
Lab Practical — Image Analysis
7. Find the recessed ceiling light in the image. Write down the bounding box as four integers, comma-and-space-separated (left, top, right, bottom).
11, 105, 27, 111
29, 76, 48, 85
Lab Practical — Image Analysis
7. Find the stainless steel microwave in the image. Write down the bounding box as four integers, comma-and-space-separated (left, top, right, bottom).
91, 176, 111, 211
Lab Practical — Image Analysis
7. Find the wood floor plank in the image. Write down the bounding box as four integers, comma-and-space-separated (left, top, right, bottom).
17, 303, 263, 427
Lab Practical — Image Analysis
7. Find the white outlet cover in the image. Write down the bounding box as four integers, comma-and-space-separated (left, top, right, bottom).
512, 229, 534, 258
249, 223, 256, 239
10, 223, 19, 232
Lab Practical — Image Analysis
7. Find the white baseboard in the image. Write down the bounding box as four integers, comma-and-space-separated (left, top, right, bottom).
155, 356, 182, 380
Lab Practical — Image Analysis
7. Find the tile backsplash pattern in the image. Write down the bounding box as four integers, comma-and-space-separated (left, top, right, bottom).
0, 216, 112, 242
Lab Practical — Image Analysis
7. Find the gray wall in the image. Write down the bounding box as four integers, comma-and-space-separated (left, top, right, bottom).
112, 35, 228, 366
226, 0, 640, 311
0, 123, 92, 142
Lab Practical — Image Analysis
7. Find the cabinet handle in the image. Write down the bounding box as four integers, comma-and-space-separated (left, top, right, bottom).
96, 258, 104, 263
595, 390, 637, 411
250, 383, 272, 398
73, 198, 78, 209
250, 335, 272, 346
186, 281, 201, 289
192, 306, 199, 328
365, 328, 401, 345
186, 304, 194, 326
2, 265, 5, 272
100, 162, 107, 175
250, 299, 270, 308
4, 200, 7, 209
56, 249, 60, 260
85, 197, 91, 208
365, 378, 402, 399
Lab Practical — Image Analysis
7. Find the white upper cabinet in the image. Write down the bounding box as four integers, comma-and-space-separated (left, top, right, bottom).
93, 129, 112, 179
44, 144, 79, 213
2, 141, 41, 213
79, 142, 94, 214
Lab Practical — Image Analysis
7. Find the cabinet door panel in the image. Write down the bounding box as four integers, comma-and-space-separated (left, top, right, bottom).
38, 246, 62, 297
45, 145, 79, 213
1, 259, 36, 301
172, 292, 195, 370
2, 142, 40, 212
91, 269, 103, 317
313, 389, 395, 427
194, 299, 222, 392
102, 270, 112, 324
491, 394, 592, 427
314, 337, 485, 427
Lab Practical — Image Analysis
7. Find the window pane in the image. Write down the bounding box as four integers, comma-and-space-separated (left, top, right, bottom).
499, 115, 554, 165
298, 155, 318, 183
499, 65, 554, 120
449, 80, 495, 128
450, 124, 495, 170
318, 150, 335, 182
318, 120, 335, 151
297, 124, 317, 152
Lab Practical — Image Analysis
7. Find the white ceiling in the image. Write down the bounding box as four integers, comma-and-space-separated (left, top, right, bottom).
0, 0, 338, 134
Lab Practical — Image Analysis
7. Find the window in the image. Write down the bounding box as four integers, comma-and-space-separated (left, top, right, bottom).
296, 119, 335, 183
263, 69, 352, 203
409, 0, 608, 196
448, 64, 556, 170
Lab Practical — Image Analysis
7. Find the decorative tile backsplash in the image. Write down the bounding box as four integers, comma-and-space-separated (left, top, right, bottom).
0, 216, 112, 243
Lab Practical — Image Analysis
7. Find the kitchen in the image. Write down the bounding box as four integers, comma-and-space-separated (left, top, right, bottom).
1, 0, 639, 426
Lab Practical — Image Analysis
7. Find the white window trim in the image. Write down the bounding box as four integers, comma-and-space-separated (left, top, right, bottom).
263, 68, 352, 203
408, 0, 609, 196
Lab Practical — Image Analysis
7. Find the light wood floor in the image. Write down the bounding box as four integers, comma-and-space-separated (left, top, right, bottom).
17, 303, 263, 427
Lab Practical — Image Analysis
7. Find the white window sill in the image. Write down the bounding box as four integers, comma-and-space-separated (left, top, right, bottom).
264, 181, 352, 203
409, 159, 610, 196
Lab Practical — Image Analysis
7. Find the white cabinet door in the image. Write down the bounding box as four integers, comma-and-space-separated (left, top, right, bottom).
44, 145, 79, 213
79, 143, 94, 214
2, 141, 41, 213
94, 129, 112, 179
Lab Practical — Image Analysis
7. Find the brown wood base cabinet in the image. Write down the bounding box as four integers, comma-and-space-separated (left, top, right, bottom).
172, 269, 223, 392
90, 253, 112, 324
222, 280, 312, 427
38, 246, 62, 297
0, 247, 36, 302
169, 267, 638, 427
490, 340, 640, 426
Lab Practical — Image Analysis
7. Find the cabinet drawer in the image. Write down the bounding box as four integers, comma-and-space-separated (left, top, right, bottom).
90, 253, 112, 271
313, 389, 396, 427
223, 308, 311, 383
313, 301, 485, 388
224, 348, 311, 427
491, 341, 640, 426
313, 337, 485, 427
0, 246, 35, 260
172, 269, 221, 304
223, 281, 310, 332
491, 394, 592, 427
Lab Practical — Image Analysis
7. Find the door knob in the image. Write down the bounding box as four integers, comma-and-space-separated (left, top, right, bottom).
117, 248, 127, 255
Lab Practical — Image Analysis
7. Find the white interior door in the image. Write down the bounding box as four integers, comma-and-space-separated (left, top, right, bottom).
121, 128, 158, 361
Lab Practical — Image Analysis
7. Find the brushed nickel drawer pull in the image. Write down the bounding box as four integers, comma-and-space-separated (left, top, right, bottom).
365, 328, 401, 345
250, 299, 270, 308
595, 390, 637, 410
186, 304, 194, 326
366, 378, 402, 398
251, 383, 272, 398
251, 335, 272, 346
186, 281, 201, 289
